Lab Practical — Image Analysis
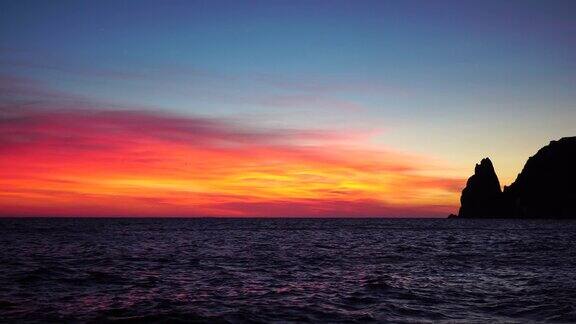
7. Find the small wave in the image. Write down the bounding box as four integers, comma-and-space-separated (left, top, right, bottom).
2, 218, 576, 323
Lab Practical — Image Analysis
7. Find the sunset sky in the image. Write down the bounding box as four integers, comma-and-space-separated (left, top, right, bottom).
1, 0, 574, 217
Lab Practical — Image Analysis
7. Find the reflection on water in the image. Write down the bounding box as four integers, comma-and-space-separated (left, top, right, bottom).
1, 218, 576, 323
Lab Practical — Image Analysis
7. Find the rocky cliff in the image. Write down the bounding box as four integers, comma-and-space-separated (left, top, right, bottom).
455, 136, 575, 218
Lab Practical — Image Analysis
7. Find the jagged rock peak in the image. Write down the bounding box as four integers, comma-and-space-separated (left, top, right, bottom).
477, 157, 494, 169
457, 157, 504, 218
472, 157, 501, 193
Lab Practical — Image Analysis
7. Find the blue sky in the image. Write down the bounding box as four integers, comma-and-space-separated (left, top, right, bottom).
1, 0, 575, 183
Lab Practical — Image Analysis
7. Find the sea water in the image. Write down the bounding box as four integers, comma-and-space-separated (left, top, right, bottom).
1, 218, 575, 323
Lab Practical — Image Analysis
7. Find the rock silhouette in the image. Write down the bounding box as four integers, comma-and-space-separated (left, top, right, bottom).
458, 158, 506, 218
455, 136, 576, 218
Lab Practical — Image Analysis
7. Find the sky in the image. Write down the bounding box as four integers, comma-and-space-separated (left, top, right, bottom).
0, 0, 574, 217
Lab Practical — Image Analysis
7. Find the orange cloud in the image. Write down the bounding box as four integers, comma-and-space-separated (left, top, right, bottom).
0, 107, 462, 217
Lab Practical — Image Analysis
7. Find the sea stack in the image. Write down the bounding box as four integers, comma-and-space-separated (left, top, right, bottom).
458, 158, 505, 218
454, 136, 576, 219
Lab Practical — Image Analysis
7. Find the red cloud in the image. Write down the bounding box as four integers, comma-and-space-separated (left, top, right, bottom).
0, 106, 463, 217
0, 75, 463, 217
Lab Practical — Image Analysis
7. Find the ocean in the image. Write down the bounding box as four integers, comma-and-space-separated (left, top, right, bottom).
1, 218, 575, 323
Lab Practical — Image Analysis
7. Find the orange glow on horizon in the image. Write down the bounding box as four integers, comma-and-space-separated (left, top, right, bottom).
0, 108, 463, 217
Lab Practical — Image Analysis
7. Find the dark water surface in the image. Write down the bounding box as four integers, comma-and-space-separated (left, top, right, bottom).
1, 218, 576, 323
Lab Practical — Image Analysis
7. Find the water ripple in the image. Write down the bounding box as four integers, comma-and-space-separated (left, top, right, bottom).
1, 218, 576, 323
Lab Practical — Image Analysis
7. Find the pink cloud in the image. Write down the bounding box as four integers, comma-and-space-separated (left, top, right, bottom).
0, 74, 462, 217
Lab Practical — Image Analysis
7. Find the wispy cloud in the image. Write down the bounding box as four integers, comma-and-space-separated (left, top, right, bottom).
1, 53, 406, 113
0, 109, 462, 216
254, 73, 409, 96
0, 75, 462, 217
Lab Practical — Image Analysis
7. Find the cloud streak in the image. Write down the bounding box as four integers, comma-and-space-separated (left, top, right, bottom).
0, 107, 462, 217
0, 75, 462, 217
0, 54, 401, 113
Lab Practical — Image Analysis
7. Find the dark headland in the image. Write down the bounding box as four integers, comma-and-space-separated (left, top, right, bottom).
450, 136, 576, 219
